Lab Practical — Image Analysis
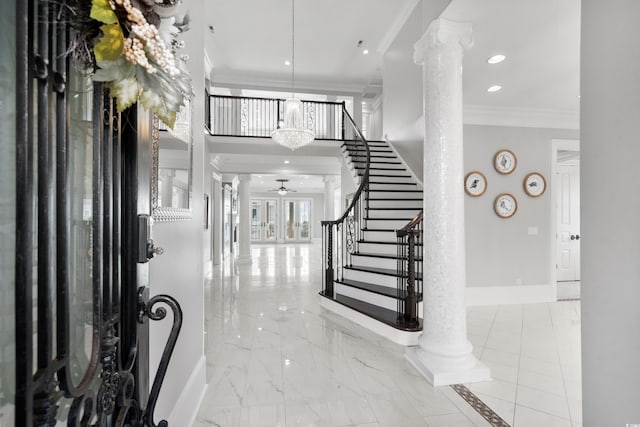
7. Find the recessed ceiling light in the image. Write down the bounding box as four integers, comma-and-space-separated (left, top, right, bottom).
284, 60, 291, 66
256, 175, 262, 178
362, 49, 369, 55
487, 85, 502, 93
284, 160, 290, 164
487, 54, 506, 64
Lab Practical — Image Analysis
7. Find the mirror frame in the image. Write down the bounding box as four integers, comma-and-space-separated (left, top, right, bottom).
151, 113, 193, 222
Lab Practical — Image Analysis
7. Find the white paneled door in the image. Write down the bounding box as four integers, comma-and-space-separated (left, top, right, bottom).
284, 199, 312, 241
251, 199, 277, 241
556, 163, 581, 281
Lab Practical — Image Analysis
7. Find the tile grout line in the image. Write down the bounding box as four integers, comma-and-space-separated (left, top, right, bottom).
548, 302, 577, 426
450, 384, 511, 427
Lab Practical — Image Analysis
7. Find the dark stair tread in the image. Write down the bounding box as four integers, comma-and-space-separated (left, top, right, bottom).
364, 217, 415, 221
335, 279, 403, 299
363, 175, 413, 180
352, 252, 424, 262
350, 155, 399, 159
358, 239, 424, 246
355, 166, 408, 171
319, 293, 423, 332
347, 148, 393, 156
368, 181, 417, 185
368, 189, 423, 193
367, 207, 422, 210
344, 265, 423, 280
367, 198, 423, 201
352, 160, 402, 165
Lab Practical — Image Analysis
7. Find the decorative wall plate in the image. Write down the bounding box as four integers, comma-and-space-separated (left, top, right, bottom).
494, 149, 517, 174
464, 171, 487, 197
494, 193, 518, 218
524, 172, 546, 197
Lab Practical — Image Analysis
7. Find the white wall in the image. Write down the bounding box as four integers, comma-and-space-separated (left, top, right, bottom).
250, 192, 324, 240
464, 124, 578, 290
581, 1, 640, 424
381, 0, 451, 178
149, 0, 206, 423
340, 158, 357, 212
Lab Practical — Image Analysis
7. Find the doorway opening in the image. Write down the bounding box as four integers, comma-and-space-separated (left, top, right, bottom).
551, 139, 581, 300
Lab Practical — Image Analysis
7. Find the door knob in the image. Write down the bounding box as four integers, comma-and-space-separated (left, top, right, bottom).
570, 234, 580, 241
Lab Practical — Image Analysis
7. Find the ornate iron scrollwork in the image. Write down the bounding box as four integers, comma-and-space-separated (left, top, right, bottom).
346, 215, 355, 254
139, 292, 184, 427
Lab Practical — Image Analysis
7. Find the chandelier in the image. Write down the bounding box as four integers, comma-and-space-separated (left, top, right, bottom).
271, 0, 315, 150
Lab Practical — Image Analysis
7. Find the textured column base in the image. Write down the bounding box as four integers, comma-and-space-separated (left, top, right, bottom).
235, 255, 252, 265
405, 346, 490, 386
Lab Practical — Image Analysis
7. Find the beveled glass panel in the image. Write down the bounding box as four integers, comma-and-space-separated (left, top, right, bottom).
265, 200, 277, 240
0, 1, 16, 423
251, 200, 261, 240
67, 67, 95, 383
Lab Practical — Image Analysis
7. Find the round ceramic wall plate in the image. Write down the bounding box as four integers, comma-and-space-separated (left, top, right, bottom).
464, 171, 487, 197
524, 172, 546, 197
494, 193, 517, 218
494, 149, 517, 174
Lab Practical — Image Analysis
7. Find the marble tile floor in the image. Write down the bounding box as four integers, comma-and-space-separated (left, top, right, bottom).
194, 243, 582, 427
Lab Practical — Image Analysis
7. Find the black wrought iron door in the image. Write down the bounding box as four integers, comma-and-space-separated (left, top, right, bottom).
11, 1, 182, 426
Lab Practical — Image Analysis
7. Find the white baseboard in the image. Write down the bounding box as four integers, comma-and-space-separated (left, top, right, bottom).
465, 283, 557, 306
319, 296, 421, 346
167, 355, 208, 427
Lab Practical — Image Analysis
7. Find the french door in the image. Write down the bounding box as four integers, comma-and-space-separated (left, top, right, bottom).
284, 199, 312, 242
251, 199, 278, 242
7, 2, 180, 425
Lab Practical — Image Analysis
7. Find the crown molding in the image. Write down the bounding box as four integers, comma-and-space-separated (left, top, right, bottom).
377, 0, 421, 55
211, 73, 366, 95
463, 104, 579, 130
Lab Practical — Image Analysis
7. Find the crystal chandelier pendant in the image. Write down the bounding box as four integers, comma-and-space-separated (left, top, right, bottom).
271, 99, 315, 150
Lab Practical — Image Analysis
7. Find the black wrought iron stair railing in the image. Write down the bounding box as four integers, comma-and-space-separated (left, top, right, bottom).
321, 108, 370, 297
396, 211, 424, 327
208, 94, 347, 140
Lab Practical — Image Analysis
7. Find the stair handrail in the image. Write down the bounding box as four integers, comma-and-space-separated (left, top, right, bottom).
396, 211, 423, 237
322, 109, 370, 226
321, 106, 370, 298
396, 211, 423, 327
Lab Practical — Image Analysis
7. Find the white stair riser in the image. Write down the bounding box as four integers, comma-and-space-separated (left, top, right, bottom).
351, 255, 397, 270
368, 183, 419, 191
368, 209, 422, 219
357, 242, 397, 255
349, 166, 411, 176
367, 200, 423, 209
367, 191, 422, 199
363, 230, 397, 241
335, 284, 397, 312
366, 219, 412, 229
357, 242, 422, 257
343, 269, 398, 287
367, 175, 414, 183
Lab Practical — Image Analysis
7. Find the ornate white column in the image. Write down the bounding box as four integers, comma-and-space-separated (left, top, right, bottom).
323, 176, 335, 220
236, 174, 252, 264
406, 19, 490, 386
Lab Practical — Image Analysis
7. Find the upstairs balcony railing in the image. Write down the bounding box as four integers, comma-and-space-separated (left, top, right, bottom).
206, 94, 348, 140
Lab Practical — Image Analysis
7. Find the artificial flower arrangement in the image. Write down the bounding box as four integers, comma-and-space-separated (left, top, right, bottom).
70, 0, 192, 128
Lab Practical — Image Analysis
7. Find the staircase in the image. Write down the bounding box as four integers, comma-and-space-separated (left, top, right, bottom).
320, 127, 424, 345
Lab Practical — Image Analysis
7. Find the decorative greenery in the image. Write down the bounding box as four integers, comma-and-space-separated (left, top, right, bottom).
68, 0, 192, 128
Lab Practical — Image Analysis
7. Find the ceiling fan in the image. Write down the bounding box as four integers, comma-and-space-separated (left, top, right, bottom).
270, 179, 296, 196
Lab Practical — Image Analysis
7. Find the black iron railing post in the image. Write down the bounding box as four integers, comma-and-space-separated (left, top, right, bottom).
341, 101, 346, 140
325, 223, 334, 296
405, 230, 418, 325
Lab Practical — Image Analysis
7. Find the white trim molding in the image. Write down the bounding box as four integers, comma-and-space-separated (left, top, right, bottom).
465, 284, 557, 306
377, 0, 421, 54
463, 104, 580, 130
167, 355, 207, 427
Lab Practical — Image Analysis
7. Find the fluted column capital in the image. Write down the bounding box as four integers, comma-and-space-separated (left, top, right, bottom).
413, 19, 473, 65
